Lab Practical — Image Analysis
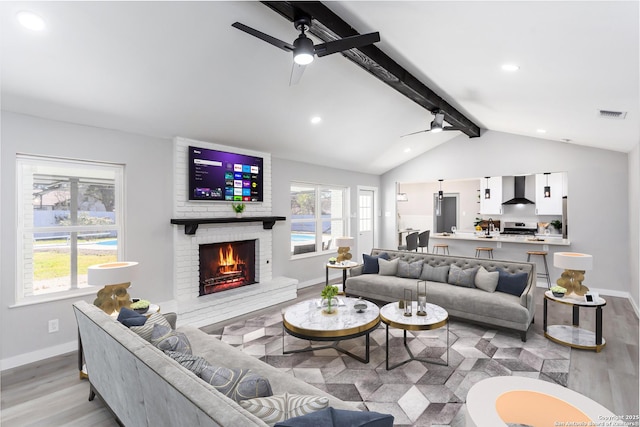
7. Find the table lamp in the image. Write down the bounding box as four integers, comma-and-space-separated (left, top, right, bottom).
553, 252, 592, 296
88, 261, 139, 314
335, 237, 354, 264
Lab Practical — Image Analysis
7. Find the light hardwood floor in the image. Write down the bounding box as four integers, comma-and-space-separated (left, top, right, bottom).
1, 286, 638, 426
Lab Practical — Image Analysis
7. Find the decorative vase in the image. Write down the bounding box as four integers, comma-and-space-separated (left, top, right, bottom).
236, 212, 242, 218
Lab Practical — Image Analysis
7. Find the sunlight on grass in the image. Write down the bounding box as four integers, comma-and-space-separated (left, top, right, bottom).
34, 251, 117, 280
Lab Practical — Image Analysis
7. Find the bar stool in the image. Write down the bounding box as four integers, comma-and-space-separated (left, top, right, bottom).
475, 247, 494, 259
527, 250, 551, 288
432, 243, 449, 255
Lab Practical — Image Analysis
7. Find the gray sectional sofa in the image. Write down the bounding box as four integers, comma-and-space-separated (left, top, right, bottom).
73, 301, 359, 427
345, 249, 536, 341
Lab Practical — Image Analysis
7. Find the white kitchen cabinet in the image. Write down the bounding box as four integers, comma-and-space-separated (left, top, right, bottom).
535, 173, 564, 214
480, 176, 503, 215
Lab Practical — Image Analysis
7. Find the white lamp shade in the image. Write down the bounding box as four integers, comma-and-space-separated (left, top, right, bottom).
88, 261, 139, 286
335, 237, 354, 248
554, 252, 592, 271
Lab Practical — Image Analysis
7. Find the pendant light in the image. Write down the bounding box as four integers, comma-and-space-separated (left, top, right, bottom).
544, 173, 551, 198
484, 177, 491, 199
436, 179, 443, 216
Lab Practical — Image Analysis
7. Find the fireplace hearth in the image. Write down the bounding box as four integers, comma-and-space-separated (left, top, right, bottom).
199, 240, 256, 296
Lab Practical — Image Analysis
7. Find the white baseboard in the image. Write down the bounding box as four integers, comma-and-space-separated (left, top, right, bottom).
1, 340, 77, 372
297, 272, 342, 289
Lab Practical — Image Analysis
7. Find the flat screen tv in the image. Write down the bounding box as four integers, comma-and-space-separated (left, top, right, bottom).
188, 146, 263, 202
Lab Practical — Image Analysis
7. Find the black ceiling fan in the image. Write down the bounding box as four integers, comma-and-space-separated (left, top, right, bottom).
232, 13, 380, 84
401, 110, 462, 137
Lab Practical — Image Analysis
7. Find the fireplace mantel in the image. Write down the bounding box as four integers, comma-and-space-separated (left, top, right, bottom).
171, 216, 286, 235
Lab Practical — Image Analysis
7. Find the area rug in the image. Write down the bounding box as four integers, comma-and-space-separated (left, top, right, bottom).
208, 311, 571, 427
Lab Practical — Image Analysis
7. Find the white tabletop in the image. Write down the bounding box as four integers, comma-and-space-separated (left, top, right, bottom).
326, 261, 359, 269
283, 297, 380, 338
544, 290, 606, 307
466, 376, 616, 427
380, 302, 448, 331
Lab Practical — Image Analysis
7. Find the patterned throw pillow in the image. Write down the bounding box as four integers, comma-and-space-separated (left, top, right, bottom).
165, 351, 210, 376
151, 324, 192, 354
130, 312, 171, 341
447, 264, 479, 288
420, 264, 450, 283
474, 266, 500, 292
199, 365, 272, 402
397, 259, 424, 279
378, 257, 399, 276
239, 393, 329, 425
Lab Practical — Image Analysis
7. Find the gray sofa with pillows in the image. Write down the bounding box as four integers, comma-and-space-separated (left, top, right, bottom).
345, 249, 536, 341
73, 301, 393, 427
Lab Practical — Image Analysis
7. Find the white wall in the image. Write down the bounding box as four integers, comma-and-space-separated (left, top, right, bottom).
271, 157, 380, 287
381, 130, 634, 301
629, 142, 639, 311
0, 112, 173, 368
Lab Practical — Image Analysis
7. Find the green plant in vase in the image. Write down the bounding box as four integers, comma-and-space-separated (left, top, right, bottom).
232, 203, 245, 217
321, 284, 339, 314
550, 220, 562, 233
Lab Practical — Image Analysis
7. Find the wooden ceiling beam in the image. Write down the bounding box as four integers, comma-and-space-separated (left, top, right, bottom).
261, 1, 482, 138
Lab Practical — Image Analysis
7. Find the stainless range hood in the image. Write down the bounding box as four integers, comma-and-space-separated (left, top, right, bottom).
503, 176, 535, 205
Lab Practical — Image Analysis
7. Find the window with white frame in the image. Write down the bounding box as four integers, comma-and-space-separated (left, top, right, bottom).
290, 183, 348, 256
16, 155, 124, 303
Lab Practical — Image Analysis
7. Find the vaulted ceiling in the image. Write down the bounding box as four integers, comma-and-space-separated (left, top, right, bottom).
2, 1, 638, 174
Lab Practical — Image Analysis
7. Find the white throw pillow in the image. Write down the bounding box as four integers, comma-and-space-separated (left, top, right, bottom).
474, 266, 500, 292
378, 257, 399, 276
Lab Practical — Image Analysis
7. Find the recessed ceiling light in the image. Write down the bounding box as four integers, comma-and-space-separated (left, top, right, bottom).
17, 11, 46, 31
310, 116, 321, 124
403, 147, 411, 153
536, 129, 547, 134
501, 64, 520, 72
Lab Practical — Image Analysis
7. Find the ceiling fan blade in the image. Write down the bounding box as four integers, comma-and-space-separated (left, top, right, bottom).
289, 62, 306, 86
315, 32, 380, 57
443, 126, 462, 131
400, 129, 430, 138
232, 22, 295, 52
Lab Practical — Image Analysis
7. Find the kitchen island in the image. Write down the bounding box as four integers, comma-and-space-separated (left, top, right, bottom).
429, 232, 570, 276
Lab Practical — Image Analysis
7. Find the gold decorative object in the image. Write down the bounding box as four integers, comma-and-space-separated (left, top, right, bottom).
88, 261, 139, 315
335, 237, 354, 263
553, 253, 593, 296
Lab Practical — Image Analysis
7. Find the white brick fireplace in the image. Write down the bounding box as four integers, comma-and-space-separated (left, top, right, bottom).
171, 137, 297, 327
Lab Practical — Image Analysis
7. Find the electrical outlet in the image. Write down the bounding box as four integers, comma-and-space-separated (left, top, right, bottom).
48, 319, 59, 333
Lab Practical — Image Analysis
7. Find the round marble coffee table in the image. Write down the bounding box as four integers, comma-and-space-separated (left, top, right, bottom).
282, 297, 380, 363
380, 301, 449, 370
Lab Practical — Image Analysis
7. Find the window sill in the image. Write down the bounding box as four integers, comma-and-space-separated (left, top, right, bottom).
290, 250, 336, 261
10, 287, 98, 308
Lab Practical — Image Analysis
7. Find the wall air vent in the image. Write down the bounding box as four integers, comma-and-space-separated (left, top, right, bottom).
598, 109, 627, 119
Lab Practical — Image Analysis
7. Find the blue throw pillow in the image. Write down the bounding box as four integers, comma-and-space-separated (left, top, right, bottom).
275, 407, 394, 427
496, 269, 529, 296
361, 252, 390, 274
117, 307, 147, 327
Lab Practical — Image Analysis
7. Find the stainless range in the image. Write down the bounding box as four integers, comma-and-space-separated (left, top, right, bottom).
501, 221, 537, 236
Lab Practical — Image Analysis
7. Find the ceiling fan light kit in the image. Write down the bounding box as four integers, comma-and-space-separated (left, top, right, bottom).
232, 10, 380, 83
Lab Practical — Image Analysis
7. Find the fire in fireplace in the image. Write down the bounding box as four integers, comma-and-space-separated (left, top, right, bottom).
199, 240, 256, 296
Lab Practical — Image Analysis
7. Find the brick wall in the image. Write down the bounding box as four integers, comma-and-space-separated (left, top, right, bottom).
172, 137, 296, 327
